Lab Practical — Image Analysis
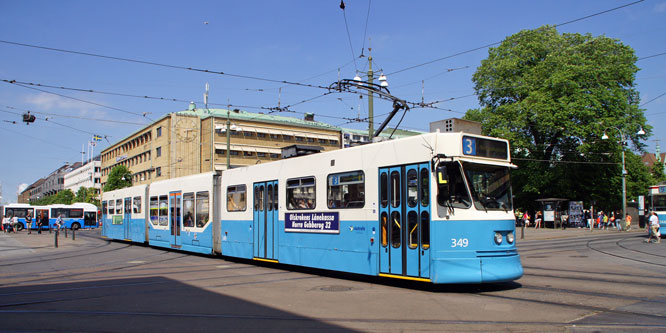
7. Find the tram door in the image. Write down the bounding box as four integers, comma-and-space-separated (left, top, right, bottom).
124, 197, 132, 240
169, 191, 182, 248
253, 181, 278, 260
379, 163, 431, 279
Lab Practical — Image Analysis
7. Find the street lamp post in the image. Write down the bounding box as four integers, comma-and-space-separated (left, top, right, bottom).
602, 126, 646, 226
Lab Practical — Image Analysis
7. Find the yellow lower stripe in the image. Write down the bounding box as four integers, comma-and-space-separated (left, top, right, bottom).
379, 273, 431, 282
253, 258, 279, 263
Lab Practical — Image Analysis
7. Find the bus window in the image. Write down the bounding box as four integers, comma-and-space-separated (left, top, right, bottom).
149, 196, 158, 225
133, 196, 142, 214
227, 185, 247, 212
287, 177, 316, 210
115, 199, 122, 214
327, 171, 364, 209
196, 191, 209, 228
183, 193, 195, 227
70, 209, 83, 218
158, 195, 168, 226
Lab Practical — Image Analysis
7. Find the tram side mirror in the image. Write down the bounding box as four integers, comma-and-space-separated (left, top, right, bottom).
436, 165, 450, 204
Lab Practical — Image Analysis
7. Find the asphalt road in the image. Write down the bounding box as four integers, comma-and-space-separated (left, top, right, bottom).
1, 227, 665, 332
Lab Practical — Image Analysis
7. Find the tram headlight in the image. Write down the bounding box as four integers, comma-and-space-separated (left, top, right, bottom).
507, 232, 515, 244
494, 232, 503, 244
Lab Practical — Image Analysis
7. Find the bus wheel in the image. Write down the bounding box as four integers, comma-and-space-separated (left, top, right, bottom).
71, 223, 81, 231
16, 224, 24, 231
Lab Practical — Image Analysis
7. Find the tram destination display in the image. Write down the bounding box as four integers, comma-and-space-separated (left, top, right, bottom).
462, 136, 508, 159
285, 212, 339, 234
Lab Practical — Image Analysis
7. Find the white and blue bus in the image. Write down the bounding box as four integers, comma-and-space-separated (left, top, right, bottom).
2, 202, 98, 230
102, 132, 522, 284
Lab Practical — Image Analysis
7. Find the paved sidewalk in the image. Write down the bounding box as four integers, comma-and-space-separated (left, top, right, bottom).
0, 228, 94, 255
516, 225, 646, 241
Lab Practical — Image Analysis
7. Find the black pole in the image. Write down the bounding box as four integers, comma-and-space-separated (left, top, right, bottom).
73, 228, 75, 241
54, 230, 58, 248
521, 221, 525, 239
64, 227, 68, 238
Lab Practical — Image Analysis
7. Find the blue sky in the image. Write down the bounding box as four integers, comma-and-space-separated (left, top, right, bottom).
1, 0, 665, 203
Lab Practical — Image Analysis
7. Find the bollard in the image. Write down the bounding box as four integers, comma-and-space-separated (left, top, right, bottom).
54, 230, 58, 248
521, 222, 525, 239
64, 227, 68, 238
73, 228, 75, 240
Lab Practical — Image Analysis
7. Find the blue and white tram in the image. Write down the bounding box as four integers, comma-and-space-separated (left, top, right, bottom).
646, 184, 666, 231
101, 132, 523, 284
102, 185, 148, 242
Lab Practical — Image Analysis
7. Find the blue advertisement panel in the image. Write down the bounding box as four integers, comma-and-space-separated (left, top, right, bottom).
285, 212, 339, 234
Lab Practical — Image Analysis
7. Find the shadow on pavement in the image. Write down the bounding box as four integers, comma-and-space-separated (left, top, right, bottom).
0, 276, 354, 332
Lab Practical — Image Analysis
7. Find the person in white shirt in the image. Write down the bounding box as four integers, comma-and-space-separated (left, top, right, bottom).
646, 212, 661, 244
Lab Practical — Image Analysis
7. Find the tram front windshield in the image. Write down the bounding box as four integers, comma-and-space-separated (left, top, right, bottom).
463, 162, 512, 211
651, 194, 666, 211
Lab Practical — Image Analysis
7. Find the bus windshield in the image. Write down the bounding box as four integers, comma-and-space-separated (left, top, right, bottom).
463, 162, 512, 211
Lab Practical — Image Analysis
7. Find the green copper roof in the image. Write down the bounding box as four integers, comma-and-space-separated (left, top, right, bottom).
177, 108, 341, 131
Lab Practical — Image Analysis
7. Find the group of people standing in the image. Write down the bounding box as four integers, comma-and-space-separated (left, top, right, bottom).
1, 213, 64, 234
583, 210, 631, 231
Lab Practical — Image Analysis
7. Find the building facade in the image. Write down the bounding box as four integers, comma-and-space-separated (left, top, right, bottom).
29, 163, 81, 201
64, 159, 101, 195
100, 106, 342, 188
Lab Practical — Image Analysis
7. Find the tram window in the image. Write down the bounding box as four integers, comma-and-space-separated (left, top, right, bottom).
158, 195, 168, 226
408, 211, 418, 249
407, 169, 418, 208
390, 171, 401, 208
108, 200, 115, 215
327, 170, 365, 209
421, 211, 430, 250
420, 168, 429, 207
273, 185, 278, 210
115, 199, 123, 214
196, 191, 209, 228
380, 172, 388, 208
133, 196, 142, 214
436, 162, 471, 209
391, 211, 401, 248
381, 212, 388, 247
124, 199, 131, 214
149, 196, 159, 225
267, 184, 273, 211
102, 201, 108, 215
258, 186, 265, 211
287, 177, 316, 210
227, 185, 247, 212
183, 193, 195, 227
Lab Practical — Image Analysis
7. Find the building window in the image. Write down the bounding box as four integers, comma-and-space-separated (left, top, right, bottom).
243, 131, 253, 137
257, 133, 267, 138
156, 167, 162, 177
283, 135, 292, 141
257, 152, 266, 158
307, 138, 315, 143
215, 149, 226, 156
156, 127, 162, 137
230, 151, 239, 156
156, 147, 161, 157
329, 140, 338, 145
295, 136, 305, 142
270, 134, 280, 140
244, 151, 253, 157
270, 153, 280, 159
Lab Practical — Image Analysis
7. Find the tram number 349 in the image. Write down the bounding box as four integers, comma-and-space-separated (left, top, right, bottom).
451, 238, 469, 248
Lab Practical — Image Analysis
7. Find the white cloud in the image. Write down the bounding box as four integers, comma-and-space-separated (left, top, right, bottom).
655, 2, 666, 13
17, 183, 28, 196
23, 93, 91, 111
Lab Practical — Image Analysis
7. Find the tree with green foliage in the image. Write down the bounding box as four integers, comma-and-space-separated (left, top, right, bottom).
464, 25, 649, 212
103, 165, 132, 192
74, 186, 101, 207
651, 160, 666, 184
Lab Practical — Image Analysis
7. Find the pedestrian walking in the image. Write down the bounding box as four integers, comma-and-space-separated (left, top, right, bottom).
646, 212, 661, 243
56, 214, 64, 231
535, 211, 542, 229
625, 213, 632, 231
25, 213, 32, 234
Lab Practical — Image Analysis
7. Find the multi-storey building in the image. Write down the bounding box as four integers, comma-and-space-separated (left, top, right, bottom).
100, 105, 342, 188
28, 163, 81, 201
64, 158, 101, 196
